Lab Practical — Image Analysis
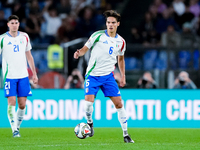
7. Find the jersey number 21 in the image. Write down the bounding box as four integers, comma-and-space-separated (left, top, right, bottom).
13, 45, 19, 52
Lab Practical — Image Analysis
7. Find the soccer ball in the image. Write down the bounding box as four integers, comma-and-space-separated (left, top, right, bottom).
74, 123, 91, 139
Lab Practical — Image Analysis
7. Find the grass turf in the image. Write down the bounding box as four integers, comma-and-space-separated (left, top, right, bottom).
0, 128, 199, 150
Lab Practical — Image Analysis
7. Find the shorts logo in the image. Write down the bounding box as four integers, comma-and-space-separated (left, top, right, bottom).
117, 91, 120, 94
6, 90, 9, 95
29, 91, 32, 94
86, 88, 89, 93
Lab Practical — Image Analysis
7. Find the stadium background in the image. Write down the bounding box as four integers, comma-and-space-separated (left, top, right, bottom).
0, 0, 200, 129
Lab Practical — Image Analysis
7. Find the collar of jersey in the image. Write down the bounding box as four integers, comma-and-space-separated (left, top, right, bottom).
6, 31, 20, 37
105, 30, 118, 38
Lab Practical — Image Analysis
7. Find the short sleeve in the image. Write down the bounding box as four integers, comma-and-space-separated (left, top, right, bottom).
85, 30, 104, 49
0, 36, 5, 55
118, 38, 126, 56
24, 33, 32, 51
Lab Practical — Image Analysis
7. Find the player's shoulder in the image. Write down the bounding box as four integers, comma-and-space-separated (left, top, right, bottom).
116, 34, 126, 43
19, 31, 30, 42
90, 30, 105, 38
0, 33, 8, 39
19, 31, 29, 37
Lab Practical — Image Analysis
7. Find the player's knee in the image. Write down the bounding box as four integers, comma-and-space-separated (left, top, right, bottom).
8, 101, 16, 106
85, 95, 95, 102
115, 102, 123, 109
19, 104, 26, 109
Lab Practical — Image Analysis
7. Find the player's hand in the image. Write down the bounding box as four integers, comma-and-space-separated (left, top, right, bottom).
74, 50, 80, 59
119, 76, 126, 87
32, 74, 38, 84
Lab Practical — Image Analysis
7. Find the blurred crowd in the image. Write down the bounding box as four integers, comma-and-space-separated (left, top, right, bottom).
1, 0, 199, 89
130, 0, 200, 48
0, 0, 121, 46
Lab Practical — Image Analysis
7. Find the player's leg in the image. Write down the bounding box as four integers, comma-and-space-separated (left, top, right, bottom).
110, 96, 128, 136
85, 95, 95, 137
15, 77, 32, 137
100, 73, 134, 143
84, 75, 100, 137
85, 95, 95, 123
16, 97, 26, 131
4, 78, 19, 137
7, 96, 17, 134
110, 96, 134, 143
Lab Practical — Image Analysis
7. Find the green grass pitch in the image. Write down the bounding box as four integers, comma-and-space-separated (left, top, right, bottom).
0, 128, 199, 150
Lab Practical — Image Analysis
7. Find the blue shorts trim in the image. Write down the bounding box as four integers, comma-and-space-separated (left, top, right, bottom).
84, 72, 121, 97
4, 77, 32, 97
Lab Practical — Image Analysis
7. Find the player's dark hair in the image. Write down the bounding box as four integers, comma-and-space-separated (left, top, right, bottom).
7, 15, 19, 22
103, 10, 121, 22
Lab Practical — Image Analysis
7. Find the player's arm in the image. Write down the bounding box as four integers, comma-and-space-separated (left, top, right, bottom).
118, 55, 126, 87
74, 46, 89, 59
26, 50, 38, 84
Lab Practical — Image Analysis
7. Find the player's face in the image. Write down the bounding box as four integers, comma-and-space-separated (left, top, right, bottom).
7, 19, 20, 32
106, 17, 120, 34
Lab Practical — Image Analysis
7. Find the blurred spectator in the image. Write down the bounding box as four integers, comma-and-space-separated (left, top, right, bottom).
137, 72, 157, 89
161, 25, 181, 47
70, 0, 94, 15
149, 4, 159, 22
172, 0, 186, 16
56, 0, 71, 16
130, 26, 143, 44
38, 71, 66, 88
188, 0, 200, 17
175, 7, 195, 28
142, 29, 161, 47
106, 0, 124, 9
64, 68, 84, 89
194, 14, 200, 36
42, 2, 62, 44
28, 0, 41, 15
95, 8, 106, 30
151, 0, 167, 14
57, 16, 78, 43
76, 6, 97, 38
12, 2, 26, 21
180, 22, 197, 47
140, 11, 156, 37
12, 2, 26, 30
25, 11, 41, 45
47, 39, 64, 72
173, 71, 197, 89
0, 10, 7, 34
155, 8, 179, 34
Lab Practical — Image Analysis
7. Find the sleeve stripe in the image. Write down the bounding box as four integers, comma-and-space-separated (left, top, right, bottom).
23, 35, 28, 47
121, 39, 125, 52
1, 37, 5, 49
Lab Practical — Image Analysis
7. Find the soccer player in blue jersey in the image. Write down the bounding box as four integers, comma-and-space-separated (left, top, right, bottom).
74, 10, 134, 143
0, 15, 38, 137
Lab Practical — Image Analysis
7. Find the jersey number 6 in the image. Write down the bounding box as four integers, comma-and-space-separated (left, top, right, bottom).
109, 47, 113, 54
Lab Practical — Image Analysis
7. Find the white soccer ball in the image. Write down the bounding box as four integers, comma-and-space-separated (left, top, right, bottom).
74, 123, 91, 139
